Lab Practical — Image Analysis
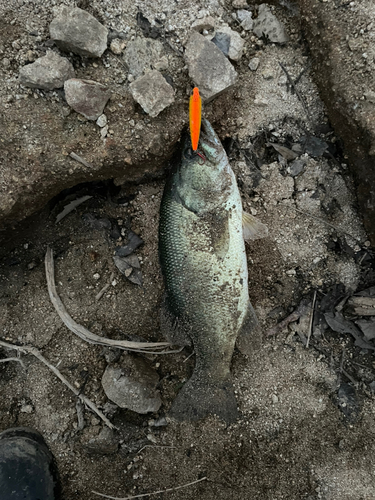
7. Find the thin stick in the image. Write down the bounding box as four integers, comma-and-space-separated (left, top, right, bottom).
294, 208, 362, 243
342, 368, 358, 386
183, 351, 195, 363
266, 310, 301, 336
95, 283, 110, 301
0, 339, 116, 430
306, 290, 317, 348
279, 62, 311, 118
76, 399, 86, 431
69, 152, 94, 169
96, 272, 116, 301
0, 357, 26, 369
338, 349, 345, 387
92, 477, 207, 500
45, 247, 172, 353
136, 445, 177, 455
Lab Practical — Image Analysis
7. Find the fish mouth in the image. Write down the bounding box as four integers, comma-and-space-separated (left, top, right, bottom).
183, 119, 224, 164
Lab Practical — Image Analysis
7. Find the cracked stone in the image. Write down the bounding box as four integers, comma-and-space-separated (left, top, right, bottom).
50, 7, 108, 58
64, 79, 111, 120
253, 4, 288, 44
102, 354, 162, 414
124, 37, 165, 79
184, 32, 238, 102
19, 51, 75, 90
129, 70, 174, 118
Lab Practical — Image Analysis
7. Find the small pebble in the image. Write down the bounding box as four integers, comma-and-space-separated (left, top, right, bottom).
147, 433, 157, 444
93, 273, 100, 280
96, 114, 107, 128
262, 68, 274, 80
110, 38, 126, 55
248, 57, 260, 71
254, 96, 268, 106
100, 125, 108, 138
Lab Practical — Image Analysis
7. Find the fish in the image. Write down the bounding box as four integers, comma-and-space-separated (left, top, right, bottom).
189, 87, 202, 152
158, 119, 268, 423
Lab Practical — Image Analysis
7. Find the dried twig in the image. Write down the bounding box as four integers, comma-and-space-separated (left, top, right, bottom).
96, 272, 115, 302
55, 195, 92, 224
136, 444, 177, 455
266, 310, 301, 336
306, 290, 317, 348
183, 350, 195, 363
69, 152, 95, 169
76, 399, 86, 431
92, 476, 207, 500
279, 62, 311, 118
337, 348, 345, 387
266, 299, 311, 337
342, 368, 358, 386
0, 357, 26, 369
45, 247, 173, 353
96, 283, 111, 301
294, 208, 361, 243
0, 339, 116, 430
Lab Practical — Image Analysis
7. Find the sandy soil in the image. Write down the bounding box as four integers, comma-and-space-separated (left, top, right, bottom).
1, 1, 375, 499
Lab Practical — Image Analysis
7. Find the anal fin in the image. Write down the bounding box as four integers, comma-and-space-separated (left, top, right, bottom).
236, 301, 262, 356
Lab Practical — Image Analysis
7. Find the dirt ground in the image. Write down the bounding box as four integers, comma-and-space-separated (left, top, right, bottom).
1, 1, 375, 500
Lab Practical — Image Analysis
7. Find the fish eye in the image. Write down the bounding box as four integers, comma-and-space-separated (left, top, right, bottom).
183, 147, 195, 160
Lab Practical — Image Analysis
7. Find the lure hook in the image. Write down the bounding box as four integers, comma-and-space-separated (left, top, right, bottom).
196, 151, 206, 165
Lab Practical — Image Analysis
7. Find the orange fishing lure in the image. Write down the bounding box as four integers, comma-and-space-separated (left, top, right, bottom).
189, 87, 202, 152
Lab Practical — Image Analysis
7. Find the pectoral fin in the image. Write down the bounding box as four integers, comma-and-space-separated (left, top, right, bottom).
242, 211, 268, 241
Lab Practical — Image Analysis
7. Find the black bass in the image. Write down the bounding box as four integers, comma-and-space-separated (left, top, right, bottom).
159, 119, 267, 423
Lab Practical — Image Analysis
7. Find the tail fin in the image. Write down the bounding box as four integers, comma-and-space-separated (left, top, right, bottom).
169, 372, 238, 424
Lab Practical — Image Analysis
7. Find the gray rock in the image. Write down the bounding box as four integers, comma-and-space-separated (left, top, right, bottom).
84, 427, 119, 455
19, 51, 75, 90
253, 4, 288, 44
184, 32, 238, 102
191, 16, 216, 32
237, 10, 254, 31
124, 38, 164, 79
50, 7, 108, 58
214, 26, 244, 61
289, 159, 306, 177
249, 57, 260, 71
64, 79, 111, 120
102, 354, 162, 414
129, 70, 174, 118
